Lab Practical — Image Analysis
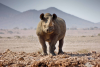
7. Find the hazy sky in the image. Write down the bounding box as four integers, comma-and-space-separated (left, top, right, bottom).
0, 0, 100, 23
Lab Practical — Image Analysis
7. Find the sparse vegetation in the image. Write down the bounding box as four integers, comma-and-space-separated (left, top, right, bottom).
8, 31, 13, 34
0, 32, 4, 34
77, 49, 89, 53
14, 36, 21, 38
0, 36, 2, 38
7, 37, 11, 39
17, 32, 20, 34
81, 36, 86, 37
13, 27, 19, 29
98, 33, 100, 36
69, 27, 77, 30
23, 28, 27, 30
91, 35, 94, 37
34, 28, 36, 30
0, 29, 100, 67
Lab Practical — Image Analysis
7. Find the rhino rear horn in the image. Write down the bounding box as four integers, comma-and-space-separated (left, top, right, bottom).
40, 13, 45, 20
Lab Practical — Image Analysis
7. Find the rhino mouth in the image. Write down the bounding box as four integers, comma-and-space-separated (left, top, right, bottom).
47, 26, 54, 34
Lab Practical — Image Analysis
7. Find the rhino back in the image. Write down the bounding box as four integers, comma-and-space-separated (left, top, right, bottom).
55, 17, 66, 40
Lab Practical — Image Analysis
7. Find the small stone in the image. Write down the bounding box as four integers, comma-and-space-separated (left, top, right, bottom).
92, 51, 96, 54
97, 54, 100, 57
61, 55, 70, 58
18, 57, 24, 61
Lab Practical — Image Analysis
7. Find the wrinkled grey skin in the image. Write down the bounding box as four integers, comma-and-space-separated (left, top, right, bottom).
36, 13, 66, 55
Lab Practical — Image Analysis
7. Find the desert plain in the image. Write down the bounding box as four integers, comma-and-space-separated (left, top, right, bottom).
0, 29, 100, 67
0, 29, 100, 53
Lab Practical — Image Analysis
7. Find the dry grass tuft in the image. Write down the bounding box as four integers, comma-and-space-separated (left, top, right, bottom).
77, 49, 89, 53
7, 37, 11, 39
91, 35, 94, 37
14, 36, 21, 38
37, 48, 43, 54
98, 33, 100, 36
81, 36, 86, 37
0, 36, 2, 38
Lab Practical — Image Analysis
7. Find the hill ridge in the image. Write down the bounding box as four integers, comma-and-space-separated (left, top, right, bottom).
0, 3, 100, 29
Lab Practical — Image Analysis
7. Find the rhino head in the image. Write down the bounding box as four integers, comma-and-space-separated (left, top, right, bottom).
40, 13, 57, 34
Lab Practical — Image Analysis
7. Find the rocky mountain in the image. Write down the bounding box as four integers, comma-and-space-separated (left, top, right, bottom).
39, 7, 97, 28
0, 3, 20, 18
97, 22, 100, 24
0, 3, 21, 29
0, 3, 100, 29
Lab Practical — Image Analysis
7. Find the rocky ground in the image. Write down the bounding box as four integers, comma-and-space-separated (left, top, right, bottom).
0, 30, 100, 67
0, 49, 100, 67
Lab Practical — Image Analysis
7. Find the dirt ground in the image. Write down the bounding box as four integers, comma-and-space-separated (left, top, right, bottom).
0, 29, 100, 67
0, 29, 100, 53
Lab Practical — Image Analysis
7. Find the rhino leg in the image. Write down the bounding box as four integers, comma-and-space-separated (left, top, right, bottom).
49, 35, 58, 56
38, 36, 47, 55
58, 38, 64, 54
49, 43, 56, 56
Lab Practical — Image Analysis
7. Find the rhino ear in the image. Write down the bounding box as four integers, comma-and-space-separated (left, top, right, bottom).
53, 14, 57, 20
40, 13, 44, 20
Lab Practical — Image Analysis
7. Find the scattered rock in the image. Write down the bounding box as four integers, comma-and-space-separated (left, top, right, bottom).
0, 50, 100, 67
92, 51, 96, 54
18, 57, 24, 61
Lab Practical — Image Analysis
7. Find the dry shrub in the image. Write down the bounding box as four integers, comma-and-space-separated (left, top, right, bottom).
0, 32, 4, 34
91, 35, 94, 37
0, 36, 2, 38
7, 37, 11, 39
81, 36, 86, 37
98, 33, 100, 36
14, 36, 21, 38
7, 31, 13, 34
77, 49, 89, 53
